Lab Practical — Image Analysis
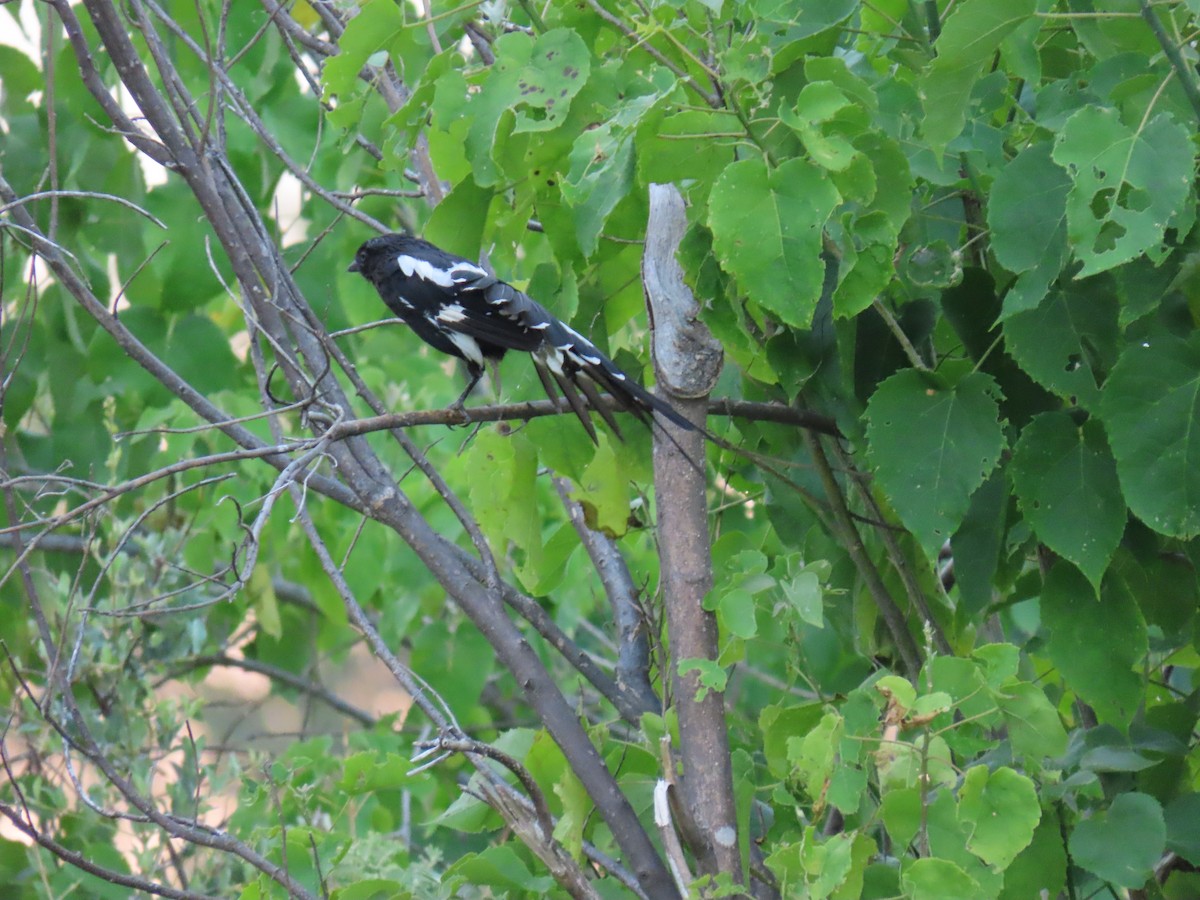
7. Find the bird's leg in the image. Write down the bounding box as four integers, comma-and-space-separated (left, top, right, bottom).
450, 365, 484, 421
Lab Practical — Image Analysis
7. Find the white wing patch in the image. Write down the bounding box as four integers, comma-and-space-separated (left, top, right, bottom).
449, 262, 488, 282
398, 254, 456, 288
447, 331, 485, 367
436, 303, 467, 324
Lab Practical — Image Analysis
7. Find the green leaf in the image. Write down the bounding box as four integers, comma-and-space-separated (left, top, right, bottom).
832, 211, 898, 318
424, 177, 494, 259
460, 29, 591, 185
637, 106, 741, 187
994, 679, 1068, 760
547, 771, 588, 857
503, 29, 591, 135
679, 658, 728, 700
780, 81, 860, 172
1165, 793, 1200, 866
875, 674, 916, 713
336, 881, 409, 900
781, 570, 824, 627
468, 429, 543, 580
927, 658, 990, 723
989, 144, 1070, 275
1003, 285, 1119, 409
248, 566, 281, 640
320, 0, 403, 101
165, 315, 242, 395
1010, 413, 1125, 590
787, 711, 840, 800
338, 752, 411, 794
989, 143, 1070, 315
1052, 108, 1194, 277
880, 787, 922, 849
950, 469, 1007, 616
750, 0, 857, 46
562, 118, 634, 255
446, 844, 556, 892
808, 830, 858, 898
572, 433, 629, 538
919, 0, 1037, 150
866, 370, 1006, 560
901, 858, 982, 900
1069, 792, 1165, 889
998, 813, 1068, 900
708, 157, 840, 328
957, 766, 1040, 868
760, 703, 825, 778
718, 588, 759, 639
1100, 335, 1200, 538
1041, 562, 1145, 729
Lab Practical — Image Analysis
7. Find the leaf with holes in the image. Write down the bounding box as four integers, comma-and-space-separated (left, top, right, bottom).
1002, 285, 1120, 411
1052, 108, 1194, 277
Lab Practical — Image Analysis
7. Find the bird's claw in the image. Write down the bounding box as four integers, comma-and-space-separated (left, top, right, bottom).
447, 400, 471, 427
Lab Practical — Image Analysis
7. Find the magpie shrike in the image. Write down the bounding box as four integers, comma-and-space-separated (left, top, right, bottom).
348, 234, 692, 442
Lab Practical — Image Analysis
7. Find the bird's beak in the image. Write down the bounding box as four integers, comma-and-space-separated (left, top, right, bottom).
347, 260, 360, 273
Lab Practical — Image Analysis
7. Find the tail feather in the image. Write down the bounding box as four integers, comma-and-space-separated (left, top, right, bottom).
546, 364, 600, 444
573, 375, 625, 439
586, 360, 693, 433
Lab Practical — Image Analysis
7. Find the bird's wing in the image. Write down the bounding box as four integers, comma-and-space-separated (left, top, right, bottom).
434, 279, 555, 354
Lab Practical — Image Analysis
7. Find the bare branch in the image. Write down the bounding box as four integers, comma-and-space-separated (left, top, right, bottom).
644, 183, 740, 880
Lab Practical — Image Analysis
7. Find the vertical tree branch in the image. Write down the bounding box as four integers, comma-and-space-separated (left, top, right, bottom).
644, 183, 740, 880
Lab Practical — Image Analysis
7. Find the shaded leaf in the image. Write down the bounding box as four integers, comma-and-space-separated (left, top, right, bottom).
1041, 562, 1145, 728
1100, 335, 1200, 538
1069, 792, 1165, 889
1003, 285, 1119, 410
866, 370, 1006, 560
1010, 413, 1125, 590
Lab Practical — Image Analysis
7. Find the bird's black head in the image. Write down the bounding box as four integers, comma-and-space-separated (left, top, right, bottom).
347, 233, 411, 281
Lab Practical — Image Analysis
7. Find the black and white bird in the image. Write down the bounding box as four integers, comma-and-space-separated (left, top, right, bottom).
348, 233, 692, 442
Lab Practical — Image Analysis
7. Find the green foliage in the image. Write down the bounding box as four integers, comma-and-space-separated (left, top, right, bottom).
5, 0, 1200, 897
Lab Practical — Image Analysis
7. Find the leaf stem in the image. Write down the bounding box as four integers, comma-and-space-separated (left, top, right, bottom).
515, 0, 547, 33
1138, 0, 1200, 125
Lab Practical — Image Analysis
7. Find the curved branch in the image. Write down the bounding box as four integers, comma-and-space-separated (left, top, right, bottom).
555, 477, 660, 718
0, 801, 221, 900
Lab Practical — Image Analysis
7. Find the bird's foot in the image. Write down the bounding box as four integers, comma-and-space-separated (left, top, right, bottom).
446, 399, 472, 427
